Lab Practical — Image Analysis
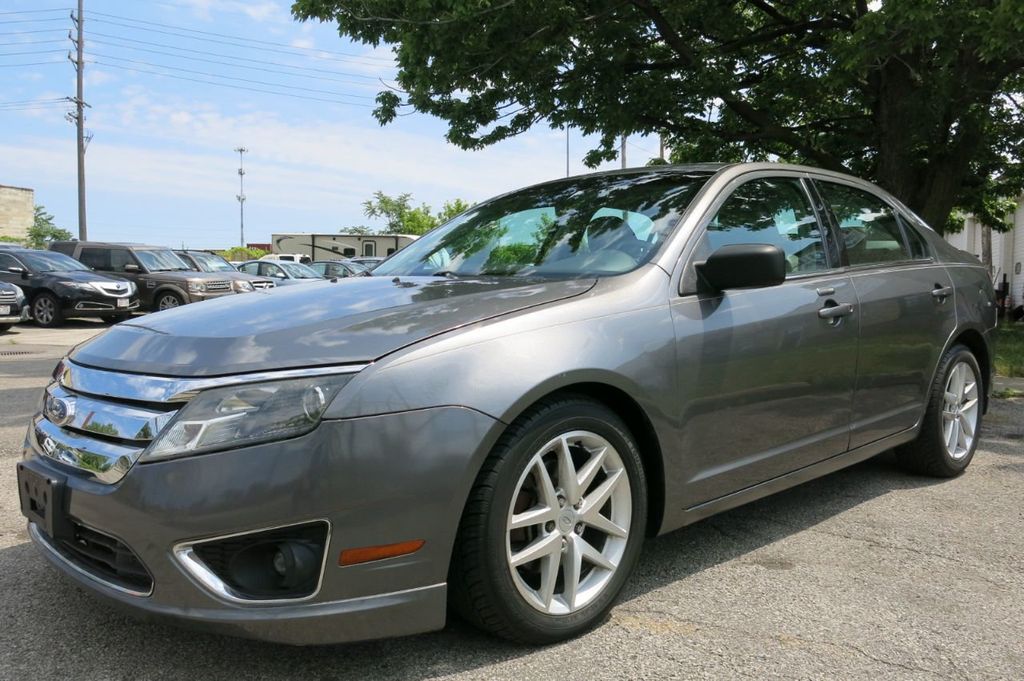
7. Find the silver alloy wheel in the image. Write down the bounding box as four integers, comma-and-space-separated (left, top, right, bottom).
505, 430, 632, 615
942, 361, 980, 460
158, 294, 181, 311
33, 297, 55, 325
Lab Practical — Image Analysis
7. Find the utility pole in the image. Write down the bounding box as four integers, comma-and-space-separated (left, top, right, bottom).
620, 134, 627, 169
69, 0, 88, 240
234, 147, 247, 247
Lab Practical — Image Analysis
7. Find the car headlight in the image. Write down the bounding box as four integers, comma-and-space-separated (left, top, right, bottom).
12, 284, 24, 303
187, 281, 206, 293
127, 281, 137, 294
66, 281, 95, 291
234, 280, 255, 292
142, 374, 353, 462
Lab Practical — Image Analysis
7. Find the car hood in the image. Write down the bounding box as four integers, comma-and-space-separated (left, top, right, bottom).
143, 270, 231, 281
44, 270, 127, 285
70, 276, 596, 376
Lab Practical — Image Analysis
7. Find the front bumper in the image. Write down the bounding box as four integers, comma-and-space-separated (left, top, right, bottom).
0, 303, 29, 324
185, 290, 235, 303
21, 406, 499, 644
63, 291, 141, 316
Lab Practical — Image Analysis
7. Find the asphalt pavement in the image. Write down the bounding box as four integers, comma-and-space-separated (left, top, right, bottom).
1, 339, 1022, 680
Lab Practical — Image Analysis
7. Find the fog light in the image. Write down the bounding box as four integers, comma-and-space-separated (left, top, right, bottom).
270, 541, 320, 589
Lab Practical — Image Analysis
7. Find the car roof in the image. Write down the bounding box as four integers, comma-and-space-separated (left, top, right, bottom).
52, 241, 168, 249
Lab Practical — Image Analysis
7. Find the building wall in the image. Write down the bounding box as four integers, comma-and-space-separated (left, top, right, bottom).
0, 185, 33, 241
944, 202, 1024, 309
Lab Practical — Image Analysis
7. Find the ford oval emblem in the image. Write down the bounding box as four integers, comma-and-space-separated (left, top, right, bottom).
45, 395, 75, 426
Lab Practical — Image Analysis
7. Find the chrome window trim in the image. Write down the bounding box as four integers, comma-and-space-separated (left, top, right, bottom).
58, 360, 369, 403
28, 522, 153, 598
172, 520, 332, 606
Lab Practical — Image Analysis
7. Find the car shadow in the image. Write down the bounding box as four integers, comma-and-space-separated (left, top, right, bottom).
0, 452, 944, 679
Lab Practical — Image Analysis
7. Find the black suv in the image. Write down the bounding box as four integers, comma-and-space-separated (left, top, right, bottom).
0, 246, 140, 327
50, 241, 241, 311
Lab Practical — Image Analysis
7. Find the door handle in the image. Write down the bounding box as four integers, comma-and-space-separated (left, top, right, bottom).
931, 285, 954, 300
818, 302, 855, 319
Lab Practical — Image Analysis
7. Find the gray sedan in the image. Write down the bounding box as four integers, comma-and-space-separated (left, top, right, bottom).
236, 259, 324, 285
17, 163, 995, 646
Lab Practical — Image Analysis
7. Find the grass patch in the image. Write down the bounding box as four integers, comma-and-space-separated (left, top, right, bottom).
995, 323, 1024, 378
993, 387, 1024, 399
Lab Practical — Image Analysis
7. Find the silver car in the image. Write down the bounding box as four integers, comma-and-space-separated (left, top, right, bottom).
18, 163, 995, 645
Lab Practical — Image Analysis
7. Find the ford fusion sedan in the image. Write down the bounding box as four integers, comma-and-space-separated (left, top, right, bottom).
174, 249, 275, 291
0, 281, 28, 332
19, 164, 994, 646
51, 241, 242, 311
0, 246, 139, 327
237, 259, 324, 285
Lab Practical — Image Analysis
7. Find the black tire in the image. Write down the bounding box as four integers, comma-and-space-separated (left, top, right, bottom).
101, 314, 131, 324
155, 291, 184, 311
896, 344, 983, 477
31, 293, 64, 328
450, 395, 647, 644
0, 324, 11, 333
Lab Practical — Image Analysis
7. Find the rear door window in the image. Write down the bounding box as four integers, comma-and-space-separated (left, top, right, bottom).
78, 248, 111, 271
900, 218, 931, 260
816, 182, 910, 266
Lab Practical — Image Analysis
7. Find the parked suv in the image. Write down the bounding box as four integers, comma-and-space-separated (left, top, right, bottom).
0, 281, 29, 332
50, 242, 241, 311
0, 246, 140, 327
174, 250, 274, 291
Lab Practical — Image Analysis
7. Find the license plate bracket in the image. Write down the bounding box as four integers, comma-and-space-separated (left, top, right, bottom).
17, 462, 71, 541
0, 305, 10, 315
116, 298, 128, 308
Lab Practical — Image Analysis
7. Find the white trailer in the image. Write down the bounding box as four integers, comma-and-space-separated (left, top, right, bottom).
270, 233, 418, 260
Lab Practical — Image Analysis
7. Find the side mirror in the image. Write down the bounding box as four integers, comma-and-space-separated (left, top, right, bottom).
123, 264, 141, 273
696, 244, 786, 292
7, 266, 25, 276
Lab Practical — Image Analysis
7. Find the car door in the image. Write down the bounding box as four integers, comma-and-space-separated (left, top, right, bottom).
259, 262, 288, 283
813, 180, 957, 448
0, 252, 26, 290
670, 174, 859, 505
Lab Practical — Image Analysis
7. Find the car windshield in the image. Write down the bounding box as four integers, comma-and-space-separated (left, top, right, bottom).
188, 251, 236, 272
373, 171, 711, 278
136, 249, 190, 272
19, 251, 90, 272
279, 261, 322, 278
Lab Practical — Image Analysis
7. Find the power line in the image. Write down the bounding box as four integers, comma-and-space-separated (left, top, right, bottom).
87, 36, 386, 84
94, 60, 375, 106
0, 97, 67, 105
0, 18, 68, 25
87, 10, 394, 63
89, 52, 376, 100
0, 60, 66, 67
0, 48, 65, 56
0, 38, 66, 46
0, 29, 68, 35
0, 8, 69, 15
87, 16, 392, 66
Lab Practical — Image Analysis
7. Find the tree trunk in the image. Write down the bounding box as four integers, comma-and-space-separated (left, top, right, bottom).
981, 221, 992, 274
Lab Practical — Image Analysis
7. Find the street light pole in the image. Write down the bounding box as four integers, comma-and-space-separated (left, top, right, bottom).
234, 146, 247, 247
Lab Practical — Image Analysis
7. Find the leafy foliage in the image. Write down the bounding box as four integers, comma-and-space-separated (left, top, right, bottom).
26, 206, 71, 249
217, 246, 267, 261
292, 0, 1024, 232
362, 190, 471, 235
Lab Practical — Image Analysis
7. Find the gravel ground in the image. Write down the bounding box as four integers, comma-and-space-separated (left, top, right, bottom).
1, 352, 1022, 680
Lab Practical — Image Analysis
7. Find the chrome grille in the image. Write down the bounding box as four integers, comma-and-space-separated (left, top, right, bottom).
0, 289, 15, 300
252, 280, 275, 289
96, 282, 130, 297
205, 280, 231, 292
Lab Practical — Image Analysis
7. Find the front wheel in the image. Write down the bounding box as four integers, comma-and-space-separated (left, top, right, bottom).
896, 344, 983, 477
450, 396, 647, 643
0, 324, 11, 333
32, 293, 63, 328
155, 291, 184, 311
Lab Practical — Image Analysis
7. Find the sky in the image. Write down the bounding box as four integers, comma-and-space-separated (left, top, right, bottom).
0, 0, 662, 248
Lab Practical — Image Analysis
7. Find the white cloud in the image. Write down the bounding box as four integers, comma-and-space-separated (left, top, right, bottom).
166, 0, 286, 23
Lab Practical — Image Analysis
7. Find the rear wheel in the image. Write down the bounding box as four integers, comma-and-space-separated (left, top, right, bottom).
896, 344, 983, 477
156, 291, 184, 311
32, 293, 63, 328
450, 396, 647, 643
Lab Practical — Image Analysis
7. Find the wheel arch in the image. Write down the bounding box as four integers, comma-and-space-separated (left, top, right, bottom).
498, 379, 667, 538
947, 326, 992, 412
151, 285, 187, 308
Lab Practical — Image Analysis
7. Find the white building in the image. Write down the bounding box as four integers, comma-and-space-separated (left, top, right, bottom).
944, 202, 1024, 309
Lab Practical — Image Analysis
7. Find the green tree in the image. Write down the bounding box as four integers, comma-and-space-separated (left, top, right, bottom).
362, 191, 471, 235
292, 0, 1024, 233
26, 205, 72, 249
217, 246, 267, 261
